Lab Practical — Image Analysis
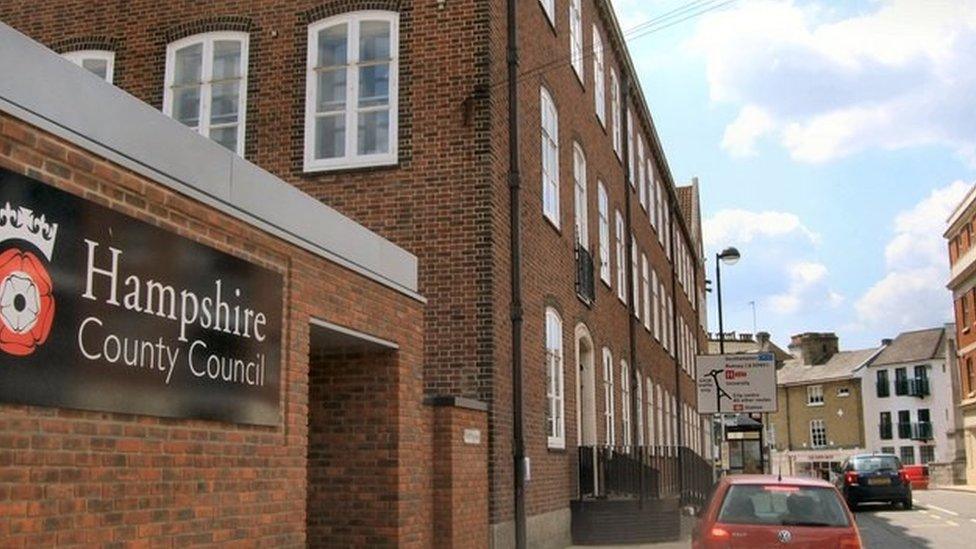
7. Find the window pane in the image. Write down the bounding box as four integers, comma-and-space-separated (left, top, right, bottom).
173, 87, 201, 127
359, 20, 390, 62
316, 68, 346, 112
209, 125, 238, 152
357, 109, 389, 155
212, 40, 242, 80
318, 24, 348, 67
210, 82, 240, 125
174, 44, 203, 86
358, 63, 389, 108
315, 114, 345, 159
81, 58, 108, 80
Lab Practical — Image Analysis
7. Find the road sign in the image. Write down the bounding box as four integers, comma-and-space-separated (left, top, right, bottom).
696, 353, 777, 414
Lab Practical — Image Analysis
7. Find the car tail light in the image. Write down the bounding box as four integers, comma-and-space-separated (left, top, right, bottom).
839, 532, 862, 548
899, 470, 910, 484
709, 527, 731, 540
845, 471, 859, 486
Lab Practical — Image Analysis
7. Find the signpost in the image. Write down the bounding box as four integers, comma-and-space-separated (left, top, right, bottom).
696, 353, 777, 414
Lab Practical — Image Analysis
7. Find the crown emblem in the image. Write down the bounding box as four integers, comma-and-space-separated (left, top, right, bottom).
0, 202, 58, 261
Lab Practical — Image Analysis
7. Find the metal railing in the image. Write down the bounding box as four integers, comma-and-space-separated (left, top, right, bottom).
575, 242, 596, 305
578, 445, 715, 509
911, 422, 933, 441
908, 378, 930, 397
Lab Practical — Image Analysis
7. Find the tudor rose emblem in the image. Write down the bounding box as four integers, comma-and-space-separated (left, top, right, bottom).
777, 529, 792, 544
0, 202, 57, 356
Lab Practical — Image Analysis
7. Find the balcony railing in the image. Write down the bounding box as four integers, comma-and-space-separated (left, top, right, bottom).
576, 242, 596, 305
908, 378, 930, 397
578, 445, 715, 508
879, 423, 893, 440
911, 422, 933, 441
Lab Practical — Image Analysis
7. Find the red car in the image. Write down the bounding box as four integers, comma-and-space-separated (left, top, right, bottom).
902, 465, 929, 490
692, 475, 862, 549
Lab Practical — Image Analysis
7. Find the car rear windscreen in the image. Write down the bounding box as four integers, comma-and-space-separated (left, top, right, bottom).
717, 485, 850, 527
852, 456, 901, 472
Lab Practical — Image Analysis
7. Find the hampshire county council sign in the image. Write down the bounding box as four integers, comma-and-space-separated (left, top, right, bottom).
696, 353, 777, 414
0, 168, 282, 426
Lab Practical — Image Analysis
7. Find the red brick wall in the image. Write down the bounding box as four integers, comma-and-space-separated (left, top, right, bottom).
0, 0, 707, 537
0, 112, 431, 546
431, 403, 489, 549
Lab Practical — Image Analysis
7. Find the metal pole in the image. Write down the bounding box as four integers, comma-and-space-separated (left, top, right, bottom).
715, 255, 726, 475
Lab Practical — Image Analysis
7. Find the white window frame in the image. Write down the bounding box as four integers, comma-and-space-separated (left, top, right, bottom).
810, 419, 827, 448
653, 271, 661, 340
546, 308, 565, 449
304, 12, 399, 171
642, 254, 651, 331
615, 210, 626, 302
638, 138, 647, 209
627, 110, 635, 186
573, 142, 588, 248
631, 237, 639, 318
610, 69, 621, 159
63, 49, 115, 83
667, 296, 674, 355
621, 360, 631, 447
646, 378, 654, 447
807, 385, 824, 406
647, 160, 656, 228
603, 348, 615, 446
592, 26, 605, 126
164, 31, 249, 156
539, 0, 555, 26
655, 180, 663, 243
663, 390, 671, 445
598, 182, 610, 285
541, 86, 560, 228
569, 0, 583, 83
635, 376, 644, 446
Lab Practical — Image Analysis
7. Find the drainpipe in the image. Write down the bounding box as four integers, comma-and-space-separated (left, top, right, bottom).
620, 76, 641, 501
506, 1, 527, 547
670, 196, 684, 498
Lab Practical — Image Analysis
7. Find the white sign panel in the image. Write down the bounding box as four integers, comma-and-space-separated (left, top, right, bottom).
696, 353, 777, 413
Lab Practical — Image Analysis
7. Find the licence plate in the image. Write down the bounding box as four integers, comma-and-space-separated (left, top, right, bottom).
868, 477, 891, 486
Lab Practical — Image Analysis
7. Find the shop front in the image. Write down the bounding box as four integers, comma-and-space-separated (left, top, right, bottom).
772, 448, 866, 481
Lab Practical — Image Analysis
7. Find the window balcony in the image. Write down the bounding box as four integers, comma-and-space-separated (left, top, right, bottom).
908, 378, 930, 397
576, 242, 595, 306
911, 422, 933, 441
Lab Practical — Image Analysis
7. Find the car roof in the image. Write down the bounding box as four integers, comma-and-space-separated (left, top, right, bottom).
722, 475, 834, 488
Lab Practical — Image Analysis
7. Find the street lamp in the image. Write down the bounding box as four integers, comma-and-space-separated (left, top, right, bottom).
714, 246, 740, 475
715, 247, 740, 354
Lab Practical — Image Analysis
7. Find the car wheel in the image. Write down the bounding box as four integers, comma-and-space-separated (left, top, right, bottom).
903, 498, 913, 510
848, 500, 859, 512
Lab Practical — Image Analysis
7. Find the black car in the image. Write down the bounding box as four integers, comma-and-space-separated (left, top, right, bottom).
836, 453, 912, 510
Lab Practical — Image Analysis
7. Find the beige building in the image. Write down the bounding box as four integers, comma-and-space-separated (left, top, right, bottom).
769, 333, 880, 479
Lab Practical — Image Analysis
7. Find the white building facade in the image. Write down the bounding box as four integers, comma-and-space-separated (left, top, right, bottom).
860, 327, 959, 466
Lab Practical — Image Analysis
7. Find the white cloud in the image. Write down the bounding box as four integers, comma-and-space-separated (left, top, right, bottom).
854, 180, 972, 330
703, 209, 819, 248
689, 0, 976, 164
722, 105, 775, 157
767, 261, 843, 314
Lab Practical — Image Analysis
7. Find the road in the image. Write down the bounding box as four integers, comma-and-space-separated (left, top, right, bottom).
856, 489, 976, 548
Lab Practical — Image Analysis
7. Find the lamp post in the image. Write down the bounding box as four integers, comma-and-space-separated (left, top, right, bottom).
714, 246, 740, 475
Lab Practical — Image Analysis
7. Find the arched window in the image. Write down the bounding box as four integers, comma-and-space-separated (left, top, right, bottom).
573, 142, 587, 247
63, 50, 114, 83
541, 86, 560, 227
593, 26, 605, 125
164, 32, 249, 155
597, 182, 610, 284
545, 308, 565, 448
305, 11, 399, 171
635, 373, 644, 446
569, 0, 583, 82
620, 360, 631, 447
602, 347, 615, 446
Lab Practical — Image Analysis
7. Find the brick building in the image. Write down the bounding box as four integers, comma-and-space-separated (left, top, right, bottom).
0, 0, 710, 546
945, 183, 976, 485
769, 333, 876, 480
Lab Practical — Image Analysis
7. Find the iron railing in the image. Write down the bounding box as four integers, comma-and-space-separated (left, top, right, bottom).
578, 445, 715, 509
575, 242, 596, 305
908, 377, 930, 397
911, 422, 933, 441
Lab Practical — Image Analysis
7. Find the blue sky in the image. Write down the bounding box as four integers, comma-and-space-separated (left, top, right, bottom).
610, 0, 976, 350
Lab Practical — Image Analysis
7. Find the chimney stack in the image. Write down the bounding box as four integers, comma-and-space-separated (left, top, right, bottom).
789, 332, 839, 365
881, 338, 893, 346
756, 331, 771, 351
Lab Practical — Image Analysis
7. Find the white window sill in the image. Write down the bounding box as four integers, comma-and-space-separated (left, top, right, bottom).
543, 213, 561, 234
303, 154, 398, 173
547, 439, 565, 451
807, 402, 824, 407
